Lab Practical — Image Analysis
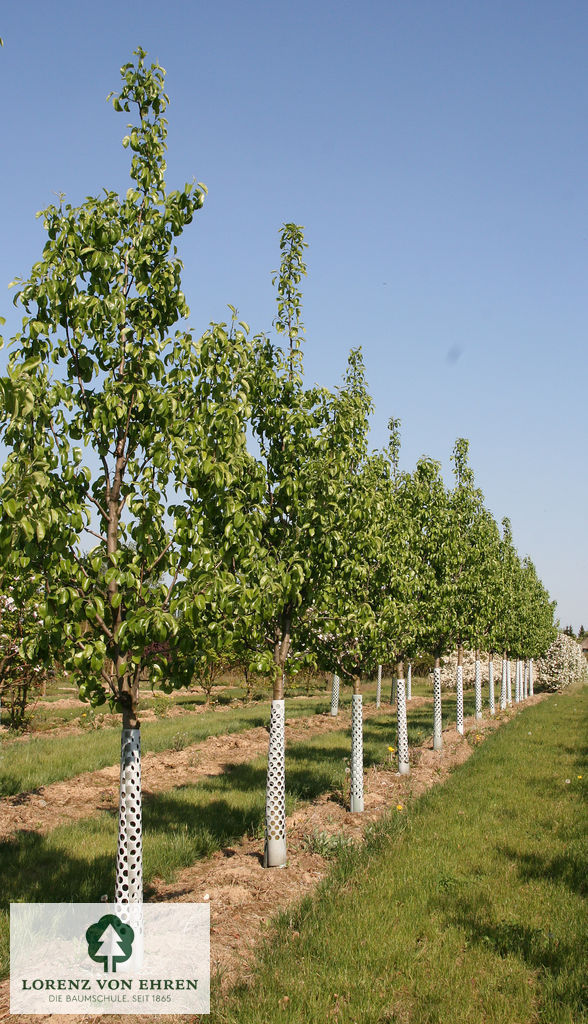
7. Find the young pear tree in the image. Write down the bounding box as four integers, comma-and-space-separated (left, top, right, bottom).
244, 230, 370, 862
447, 439, 488, 730
310, 419, 390, 808
495, 519, 519, 709
410, 457, 454, 751
374, 422, 427, 776
0, 50, 256, 904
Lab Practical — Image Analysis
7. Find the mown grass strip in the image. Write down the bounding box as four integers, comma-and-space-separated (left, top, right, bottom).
210, 687, 588, 1024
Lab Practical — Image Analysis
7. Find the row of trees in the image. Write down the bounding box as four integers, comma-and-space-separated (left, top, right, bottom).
0, 51, 556, 891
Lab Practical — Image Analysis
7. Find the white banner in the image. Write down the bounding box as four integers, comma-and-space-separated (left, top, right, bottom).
11, 903, 210, 1015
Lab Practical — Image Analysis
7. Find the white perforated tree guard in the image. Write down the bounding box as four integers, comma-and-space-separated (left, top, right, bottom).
396, 678, 409, 775
488, 659, 495, 716
407, 662, 412, 701
265, 699, 286, 867
330, 674, 340, 717
113, 900, 144, 967
524, 661, 529, 699
474, 658, 482, 720
514, 660, 520, 703
507, 660, 512, 705
350, 694, 364, 812
500, 658, 507, 710
433, 667, 442, 750
115, 728, 143, 906
456, 664, 464, 735
529, 659, 534, 696
376, 664, 382, 709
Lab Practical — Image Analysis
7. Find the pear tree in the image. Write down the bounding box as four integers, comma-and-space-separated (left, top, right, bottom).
410, 458, 454, 750
244, 232, 369, 861
0, 50, 256, 904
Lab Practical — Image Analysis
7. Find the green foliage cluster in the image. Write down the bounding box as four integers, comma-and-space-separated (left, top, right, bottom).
0, 48, 557, 725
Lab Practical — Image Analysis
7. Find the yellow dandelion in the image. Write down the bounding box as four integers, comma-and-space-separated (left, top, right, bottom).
387, 746, 395, 752
396, 803, 403, 811
578, 775, 583, 780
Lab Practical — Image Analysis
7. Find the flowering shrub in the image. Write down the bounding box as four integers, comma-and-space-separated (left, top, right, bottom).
433, 649, 503, 690
534, 633, 588, 692
0, 590, 50, 730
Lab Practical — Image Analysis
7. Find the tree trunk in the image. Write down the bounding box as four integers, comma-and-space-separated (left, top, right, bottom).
456, 645, 464, 735
330, 673, 340, 716
433, 656, 443, 751
264, 689, 286, 867
500, 654, 507, 710
350, 677, 364, 812
375, 663, 382, 709
265, 618, 290, 868
396, 659, 409, 775
474, 648, 482, 720
488, 655, 495, 716
407, 661, 412, 701
114, 722, 143, 904
390, 673, 397, 705
114, 668, 142, 910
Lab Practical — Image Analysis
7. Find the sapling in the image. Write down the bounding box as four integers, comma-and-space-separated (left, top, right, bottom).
0, 50, 253, 901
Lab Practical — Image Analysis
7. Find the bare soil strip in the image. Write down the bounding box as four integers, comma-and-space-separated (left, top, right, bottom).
0, 698, 429, 840
0, 696, 547, 1024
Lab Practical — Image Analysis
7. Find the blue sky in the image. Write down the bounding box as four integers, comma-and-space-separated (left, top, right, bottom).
1, 0, 586, 629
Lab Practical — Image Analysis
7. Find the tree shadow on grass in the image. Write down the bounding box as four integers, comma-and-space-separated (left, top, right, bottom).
170, 754, 341, 804
496, 842, 588, 899
430, 889, 587, 1020
0, 830, 115, 909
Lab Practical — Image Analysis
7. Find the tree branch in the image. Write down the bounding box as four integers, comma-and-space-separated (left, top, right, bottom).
148, 537, 174, 575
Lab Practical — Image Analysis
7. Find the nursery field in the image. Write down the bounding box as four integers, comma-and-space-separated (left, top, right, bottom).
213, 685, 588, 1024
1, 683, 585, 1023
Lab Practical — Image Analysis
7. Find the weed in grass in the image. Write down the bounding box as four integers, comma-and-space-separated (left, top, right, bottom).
171, 731, 189, 752
151, 692, 173, 718
80, 708, 106, 731
302, 830, 356, 859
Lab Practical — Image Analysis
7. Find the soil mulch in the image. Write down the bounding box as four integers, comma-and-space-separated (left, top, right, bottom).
0, 695, 547, 1024
0, 698, 430, 840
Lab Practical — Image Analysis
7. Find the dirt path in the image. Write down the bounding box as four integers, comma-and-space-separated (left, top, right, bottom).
0, 696, 548, 1024
0, 698, 431, 840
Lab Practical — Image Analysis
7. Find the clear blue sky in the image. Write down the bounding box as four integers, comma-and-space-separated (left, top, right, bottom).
1, 1, 586, 629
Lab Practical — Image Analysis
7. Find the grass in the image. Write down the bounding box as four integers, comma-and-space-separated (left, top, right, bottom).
0, 676, 444, 798
0, 714, 403, 977
211, 686, 588, 1024
0, 696, 343, 797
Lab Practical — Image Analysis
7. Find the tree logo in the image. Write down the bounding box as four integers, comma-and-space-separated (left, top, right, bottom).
85, 914, 134, 973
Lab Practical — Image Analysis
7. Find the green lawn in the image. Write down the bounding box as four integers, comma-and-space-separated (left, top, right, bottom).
213, 687, 588, 1024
